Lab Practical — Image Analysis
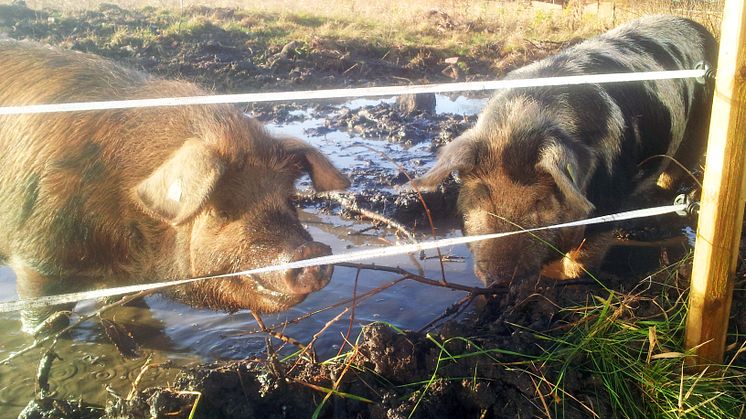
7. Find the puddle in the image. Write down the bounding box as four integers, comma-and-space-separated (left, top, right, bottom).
0, 212, 481, 415
0, 94, 487, 416
265, 93, 486, 195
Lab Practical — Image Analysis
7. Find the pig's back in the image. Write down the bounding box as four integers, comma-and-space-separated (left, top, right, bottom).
495, 15, 716, 212
0, 41, 204, 276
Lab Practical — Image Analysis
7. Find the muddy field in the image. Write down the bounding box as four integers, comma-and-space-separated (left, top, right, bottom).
1, 2, 745, 418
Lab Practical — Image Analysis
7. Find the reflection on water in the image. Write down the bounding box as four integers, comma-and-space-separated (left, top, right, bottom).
0, 94, 485, 416
270, 94, 488, 196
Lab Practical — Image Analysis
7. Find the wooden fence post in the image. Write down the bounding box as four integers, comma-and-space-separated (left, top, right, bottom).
685, 0, 746, 366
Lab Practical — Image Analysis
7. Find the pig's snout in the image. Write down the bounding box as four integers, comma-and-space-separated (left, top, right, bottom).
284, 241, 333, 294
474, 259, 519, 286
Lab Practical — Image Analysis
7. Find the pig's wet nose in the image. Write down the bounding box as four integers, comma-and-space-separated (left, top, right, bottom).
292, 241, 332, 260
474, 261, 512, 286
474, 264, 493, 284
284, 242, 333, 294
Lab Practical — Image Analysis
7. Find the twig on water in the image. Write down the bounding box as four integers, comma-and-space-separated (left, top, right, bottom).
304, 191, 419, 245
241, 278, 406, 336
289, 307, 350, 374
336, 262, 504, 295
356, 144, 450, 284
251, 311, 314, 361
418, 294, 475, 333
337, 268, 362, 357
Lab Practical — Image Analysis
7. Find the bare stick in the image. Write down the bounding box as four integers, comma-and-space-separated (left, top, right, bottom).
337, 269, 362, 357
300, 190, 428, 275
358, 144, 449, 284
289, 307, 350, 374
127, 354, 155, 400
302, 191, 419, 245
251, 311, 312, 359
243, 278, 406, 334
418, 294, 475, 333
336, 262, 504, 295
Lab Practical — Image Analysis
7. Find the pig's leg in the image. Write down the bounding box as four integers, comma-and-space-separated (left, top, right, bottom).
540, 232, 615, 280
656, 116, 709, 192
655, 141, 702, 192
14, 265, 76, 334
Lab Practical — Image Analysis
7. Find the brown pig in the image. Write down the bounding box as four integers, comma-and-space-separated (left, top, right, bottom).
413, 16, 717, 285
0, 40, 350, 332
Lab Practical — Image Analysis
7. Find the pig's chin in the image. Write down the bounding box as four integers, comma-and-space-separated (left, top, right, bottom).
173, 274, 310, 313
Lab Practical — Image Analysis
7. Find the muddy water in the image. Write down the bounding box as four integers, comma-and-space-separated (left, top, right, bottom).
0, 94, 487, 416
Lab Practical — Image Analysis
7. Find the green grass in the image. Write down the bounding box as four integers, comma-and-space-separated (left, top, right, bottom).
320, 261, 746, 418
535, 292, 746, 417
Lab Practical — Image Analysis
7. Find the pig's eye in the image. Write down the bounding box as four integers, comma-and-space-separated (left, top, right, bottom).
533, 196, 556, 213
287, 198, 298, 214
213, 209, 231, 221
469, 183, 492, 202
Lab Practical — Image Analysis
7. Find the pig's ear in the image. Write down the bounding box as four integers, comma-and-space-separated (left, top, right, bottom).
135, 139, 225, 225
278, 137, 350, 192
536, 143, 595, 217
411, 132, 478, 190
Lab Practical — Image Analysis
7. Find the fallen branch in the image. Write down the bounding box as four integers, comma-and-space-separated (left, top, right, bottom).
418, 294, 475, 333
241, 277, 406, 335
251, 311, 314, 361
336, 262, 504, 295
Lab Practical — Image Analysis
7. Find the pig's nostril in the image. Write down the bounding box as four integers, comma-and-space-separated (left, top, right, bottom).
285, 264, 333, 294
284, 241, 334, 294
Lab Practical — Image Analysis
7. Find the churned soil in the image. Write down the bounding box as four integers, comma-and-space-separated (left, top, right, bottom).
0, 2, 563, 93
5, 2, 745, 419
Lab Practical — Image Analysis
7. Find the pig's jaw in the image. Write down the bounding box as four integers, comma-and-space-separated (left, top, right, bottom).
166, 275, 309, 313
250, 280, 285, 298
246, 274, 310, 299
235, 275, 311, 312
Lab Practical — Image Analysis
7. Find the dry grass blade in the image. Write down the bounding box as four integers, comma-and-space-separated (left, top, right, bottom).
292, 377, 372, 403
127, 354, 154, 400
523, 368, 601, 418
647, 325, 657, 363
650, 352, 686, 360
529, 374, 552, 419
312, 344, 363, 418
337, 268, 362, 357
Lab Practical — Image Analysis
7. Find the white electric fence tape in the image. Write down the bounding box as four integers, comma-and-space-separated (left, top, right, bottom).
0, 203, 687, 313
0, 68, 704, 312
0, 69, 705, 115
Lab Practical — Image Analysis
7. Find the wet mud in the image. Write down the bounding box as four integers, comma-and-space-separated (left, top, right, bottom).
247, 97, 475, 225
2, 3, 745, 419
